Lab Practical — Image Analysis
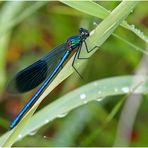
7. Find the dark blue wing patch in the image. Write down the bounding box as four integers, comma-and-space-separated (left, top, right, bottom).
7, 60, 48, 94
6, 43, 67, 94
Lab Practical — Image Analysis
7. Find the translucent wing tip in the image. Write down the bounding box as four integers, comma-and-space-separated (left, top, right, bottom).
6, 79, 20, 94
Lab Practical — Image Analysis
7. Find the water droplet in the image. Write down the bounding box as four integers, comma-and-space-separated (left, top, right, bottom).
80, 94, 86, 100
57, 112, 68, 118
121, 87, 129, 93
45, 119, 49, 124
80, 94, 88, 104
96, 97, 103, 102
130, 9, 133, 13
18, 134, 22, 139
131, 24, 135, 29
43, 136, 47, 139
29, 130, 38, 136
93, 21, 97, 26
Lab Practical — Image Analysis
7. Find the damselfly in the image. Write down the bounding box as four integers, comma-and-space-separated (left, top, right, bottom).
8, 28, 97, 129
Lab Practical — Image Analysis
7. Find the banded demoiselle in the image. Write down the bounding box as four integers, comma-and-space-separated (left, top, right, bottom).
7, 28, 96, 129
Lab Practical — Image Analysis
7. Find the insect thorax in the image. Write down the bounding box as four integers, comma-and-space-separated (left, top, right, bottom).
67, 35, 81, 51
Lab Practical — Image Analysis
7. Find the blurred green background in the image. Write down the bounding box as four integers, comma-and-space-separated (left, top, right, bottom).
0, 1, 148, 147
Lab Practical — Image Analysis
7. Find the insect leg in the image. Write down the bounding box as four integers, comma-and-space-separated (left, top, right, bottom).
77, 41, 99, 59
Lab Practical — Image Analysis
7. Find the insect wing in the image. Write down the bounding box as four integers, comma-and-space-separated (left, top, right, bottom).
7, 43, 67, 94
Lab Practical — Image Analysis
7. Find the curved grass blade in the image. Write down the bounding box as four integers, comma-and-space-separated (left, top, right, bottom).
0, 2, 25, 92
0, 2, 47, 38
62, 1, 147, 43
0, 75, 148, 145
2, 1, 138, 146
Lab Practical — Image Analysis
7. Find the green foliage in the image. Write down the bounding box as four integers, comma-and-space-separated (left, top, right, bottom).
0, 1, 147, 147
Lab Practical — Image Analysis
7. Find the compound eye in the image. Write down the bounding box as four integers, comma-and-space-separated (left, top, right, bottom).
79, 28, 89, 38
79, 28, 83, 33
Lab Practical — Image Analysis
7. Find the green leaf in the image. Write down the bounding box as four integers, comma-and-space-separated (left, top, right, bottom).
62, 1, 147, 43
0, 2, 47, 37
1, 1, 138, 146
61, 1, 109, 19
0, 2, 25, 91
0, 75, 148, 145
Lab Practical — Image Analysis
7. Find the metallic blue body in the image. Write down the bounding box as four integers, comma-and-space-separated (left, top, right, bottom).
9, 28, 89, 129
10, 36, 81, 129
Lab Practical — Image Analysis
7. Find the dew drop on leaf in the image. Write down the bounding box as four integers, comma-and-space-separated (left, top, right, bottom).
57, 112, 68, 118
29, 130, 38, 136
80, 93, 87, 100
45, 119, 49, 124
18, 134, 22, 139
96, 97, 103, 102
121, 87, 129, 93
